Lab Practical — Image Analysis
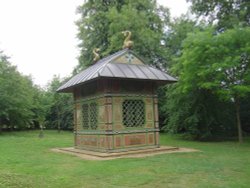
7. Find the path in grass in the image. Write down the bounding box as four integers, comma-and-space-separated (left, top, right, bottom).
0, 130, 249, 188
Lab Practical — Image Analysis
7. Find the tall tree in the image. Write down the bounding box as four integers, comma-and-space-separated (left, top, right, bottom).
162, 1, 250, 140
163, 15, 199, 67
45, 76, 73, 131
169, 27, 250, 142
0, 51, 45, 132
158, 16, 200, 128
187, 0, 250, 29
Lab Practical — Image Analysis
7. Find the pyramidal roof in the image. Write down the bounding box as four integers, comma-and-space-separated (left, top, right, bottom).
57, 49, 177, 92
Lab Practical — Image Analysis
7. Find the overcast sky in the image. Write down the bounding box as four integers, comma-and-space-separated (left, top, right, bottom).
0, 0, 189, 87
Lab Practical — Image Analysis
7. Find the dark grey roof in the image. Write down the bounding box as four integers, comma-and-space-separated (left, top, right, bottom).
57, 49, 177, 92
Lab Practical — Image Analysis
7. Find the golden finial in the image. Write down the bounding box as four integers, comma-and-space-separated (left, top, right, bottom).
122, 30, 133, 49
93, 48, 100, 63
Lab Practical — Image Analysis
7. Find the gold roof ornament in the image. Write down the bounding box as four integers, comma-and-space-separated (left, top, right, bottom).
122, 30, 133, 49
93, 48, 100, 63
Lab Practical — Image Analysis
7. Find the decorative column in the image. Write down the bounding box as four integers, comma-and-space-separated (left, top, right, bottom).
153, 96, 160, 147
104, 96, 113, 151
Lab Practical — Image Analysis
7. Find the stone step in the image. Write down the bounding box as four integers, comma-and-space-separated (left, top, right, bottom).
55, 146, 179, 158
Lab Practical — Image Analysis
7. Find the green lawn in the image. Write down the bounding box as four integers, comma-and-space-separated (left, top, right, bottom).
0, 130, 249, 188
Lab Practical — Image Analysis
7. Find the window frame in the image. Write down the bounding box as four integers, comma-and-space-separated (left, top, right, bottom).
81, 101, 98, 130
122, 99, 145, 128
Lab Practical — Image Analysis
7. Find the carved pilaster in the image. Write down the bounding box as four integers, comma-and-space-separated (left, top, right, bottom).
153, 96, 160, 147
104, 96, 114, 150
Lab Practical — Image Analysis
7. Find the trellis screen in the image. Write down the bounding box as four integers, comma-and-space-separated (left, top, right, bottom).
122, 99, 145, 127
89, 103, 98, 129
82, 102, 98, 130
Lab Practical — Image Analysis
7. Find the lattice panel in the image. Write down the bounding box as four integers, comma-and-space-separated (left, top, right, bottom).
122, 100, 145, 127
89, 103, 98, 129
82, 104, 89, 129
82, 102, 98, 130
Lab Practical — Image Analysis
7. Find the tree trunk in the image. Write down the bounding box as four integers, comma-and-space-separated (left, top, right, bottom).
0, 120, 2, 134
39, 122, 44, 138
235, 97, 243, 143
10, 124, 13, 132
57, 108, 61, 133
57, 120, 61, 133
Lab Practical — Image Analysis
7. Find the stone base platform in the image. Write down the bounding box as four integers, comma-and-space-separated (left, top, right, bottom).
51, 146, 198, 160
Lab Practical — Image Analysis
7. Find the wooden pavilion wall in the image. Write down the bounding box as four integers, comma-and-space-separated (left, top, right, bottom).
73, 78, 160, 152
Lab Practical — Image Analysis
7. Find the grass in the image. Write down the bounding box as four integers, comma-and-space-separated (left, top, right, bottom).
0, 130, 250, 188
